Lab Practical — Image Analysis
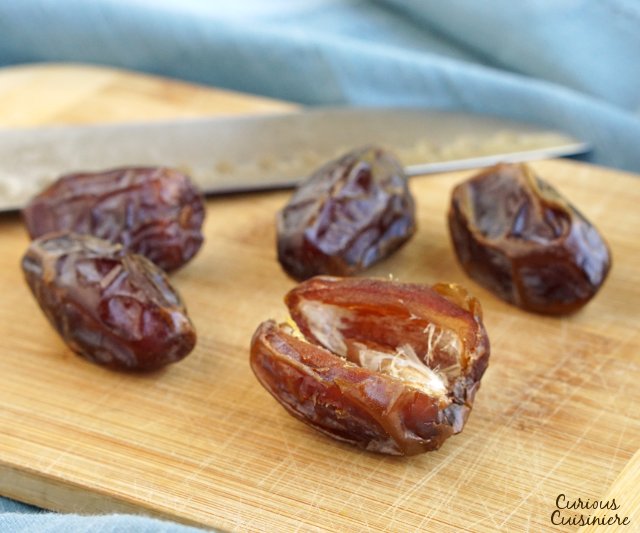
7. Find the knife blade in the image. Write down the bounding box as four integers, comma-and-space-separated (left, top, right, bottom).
0, 107, 589, 212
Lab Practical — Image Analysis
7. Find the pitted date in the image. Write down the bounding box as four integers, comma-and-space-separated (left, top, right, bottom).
21, 233, 196, 371
277, 146, 416, 280
250, 276, 489, 456
22, 167, 205, 272
448, 163, 611, 314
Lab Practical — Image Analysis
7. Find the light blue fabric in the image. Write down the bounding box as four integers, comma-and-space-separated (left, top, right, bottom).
0, 0, 639, 530
0, 497, 207, 532
1, 0, 639, 171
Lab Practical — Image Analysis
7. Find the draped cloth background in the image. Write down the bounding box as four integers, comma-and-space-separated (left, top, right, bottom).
2, 0, 640, 172
1, 0, 639, 530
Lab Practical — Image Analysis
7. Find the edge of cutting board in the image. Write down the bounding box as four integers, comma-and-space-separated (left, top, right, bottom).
0, 62, 296, 127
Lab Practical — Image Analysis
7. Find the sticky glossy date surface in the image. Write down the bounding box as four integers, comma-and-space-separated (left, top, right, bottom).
250, 277, 489, 456
448, 163, 611, 314
22, 167, 205, 272
21, 233, 196, 371
277, 146, 416, 280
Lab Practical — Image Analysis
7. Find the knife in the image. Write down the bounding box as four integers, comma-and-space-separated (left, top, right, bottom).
0, 107, 589, 212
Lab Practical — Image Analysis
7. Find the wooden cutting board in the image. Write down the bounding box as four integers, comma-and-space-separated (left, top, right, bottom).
0, 64, 638, 532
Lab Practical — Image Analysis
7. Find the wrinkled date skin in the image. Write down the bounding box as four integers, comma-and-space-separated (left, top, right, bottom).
21, 233, 197, 371
448, 163, 611, 314
250, 276, 490, 456
22, 167, 205, 272
277, 146, 416, 280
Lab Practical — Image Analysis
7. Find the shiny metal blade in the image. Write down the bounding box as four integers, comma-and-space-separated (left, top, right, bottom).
0, 107, 589, 211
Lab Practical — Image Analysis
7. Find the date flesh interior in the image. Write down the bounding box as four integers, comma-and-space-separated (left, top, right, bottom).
251, 277, 490, 456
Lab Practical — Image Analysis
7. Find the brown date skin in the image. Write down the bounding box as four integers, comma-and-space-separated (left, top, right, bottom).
22, 167, 205, 272
448, 163, 611, 315
250, 276, 490, 456
277, 146, 416, 280
21, 233, 196, 371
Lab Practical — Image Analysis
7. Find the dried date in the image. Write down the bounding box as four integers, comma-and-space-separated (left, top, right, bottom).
277, 146, 416, 280
448, 163, 611, 314
22, 167, 205, 272
250, 276, 489, 456
21, 233, 196, 371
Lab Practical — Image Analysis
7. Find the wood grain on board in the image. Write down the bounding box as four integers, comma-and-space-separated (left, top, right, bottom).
0, 64, 638, 532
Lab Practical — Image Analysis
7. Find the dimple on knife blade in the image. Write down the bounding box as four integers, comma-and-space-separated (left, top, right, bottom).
0, 107, 589, 212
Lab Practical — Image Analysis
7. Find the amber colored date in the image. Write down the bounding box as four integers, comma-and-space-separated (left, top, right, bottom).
21, 233, 196, 371
448, 163, 611, 314
277, 146, 416, 280
250, 277, 490, 456
22, 167, 205, 272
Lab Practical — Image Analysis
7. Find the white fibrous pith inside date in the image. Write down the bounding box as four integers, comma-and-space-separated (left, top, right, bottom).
355, 343, 449, 399
298, 300, 350, 355
291, 300, 464, 400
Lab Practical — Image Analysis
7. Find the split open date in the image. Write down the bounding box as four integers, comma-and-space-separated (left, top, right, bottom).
250, 276, 490, 456
21, 233, 196, 371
